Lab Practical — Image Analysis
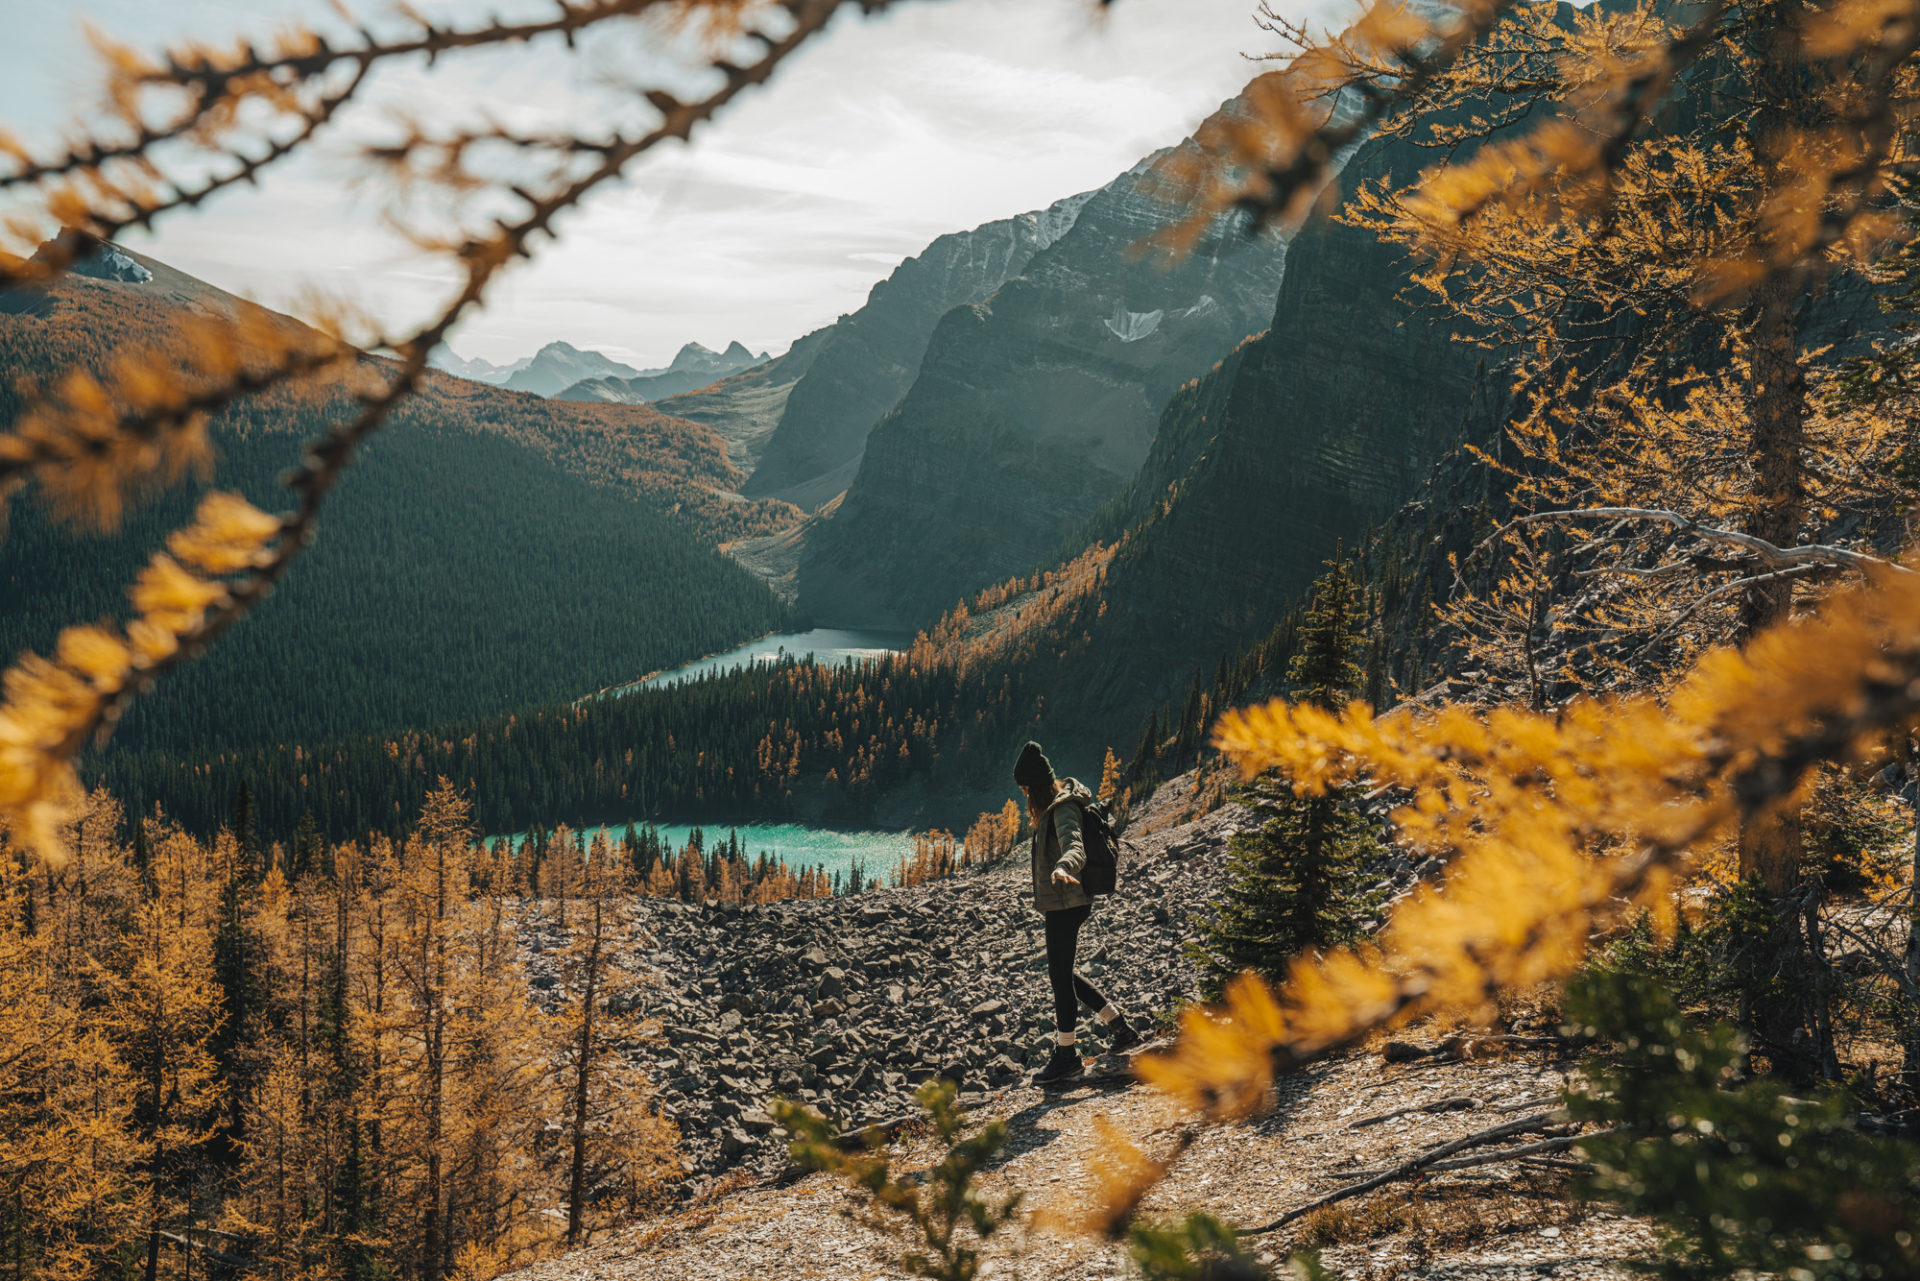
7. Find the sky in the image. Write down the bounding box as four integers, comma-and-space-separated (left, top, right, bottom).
0, 0, 1335, 368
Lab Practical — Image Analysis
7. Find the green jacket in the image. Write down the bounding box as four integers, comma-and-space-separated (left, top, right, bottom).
1031, 778, 1094, 913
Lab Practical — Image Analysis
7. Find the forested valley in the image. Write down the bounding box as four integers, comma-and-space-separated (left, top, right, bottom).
0, 261, 800, 755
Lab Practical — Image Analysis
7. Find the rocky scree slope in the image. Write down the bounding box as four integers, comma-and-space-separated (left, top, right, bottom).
796, 86, 1297, 631
520, 776, 1435, 1182
742, 190, 1094, 513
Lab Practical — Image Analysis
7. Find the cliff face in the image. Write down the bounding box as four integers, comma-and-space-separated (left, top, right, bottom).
794, 106, 1293, 631
742, 192, 1092, 512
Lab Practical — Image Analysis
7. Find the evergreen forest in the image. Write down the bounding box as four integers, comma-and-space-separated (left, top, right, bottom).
0, 273, 800, 755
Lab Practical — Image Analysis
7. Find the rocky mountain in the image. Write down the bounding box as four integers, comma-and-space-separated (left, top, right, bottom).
835, 124, 1499, 767
742, 191, 1094, 512
500, 340, 643, 396
558, 339, 769, 406
793, 89, 1295, 631
427, 346, 529, 384
428, 341, 653, 394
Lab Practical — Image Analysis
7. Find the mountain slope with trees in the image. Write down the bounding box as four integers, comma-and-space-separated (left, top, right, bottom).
0, 252, 799, 755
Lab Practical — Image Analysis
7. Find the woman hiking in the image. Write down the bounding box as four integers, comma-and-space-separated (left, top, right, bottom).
1016, 740, 1141, 1085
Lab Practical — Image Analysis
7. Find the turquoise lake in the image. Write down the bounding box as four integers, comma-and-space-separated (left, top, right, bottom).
510, 820, 918, 884
519, 629, 924, 884
608, 627, 913, 695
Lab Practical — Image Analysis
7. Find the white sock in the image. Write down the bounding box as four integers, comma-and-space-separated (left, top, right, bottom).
1056, 1030, 1076, 1047
1096, 1004, 1123, 1024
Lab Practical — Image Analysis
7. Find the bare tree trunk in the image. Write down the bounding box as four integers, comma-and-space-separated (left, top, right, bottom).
1738, 284, 1811, 884
567, 896, 604, 1248
1802, 888, 1841, 1080
1734, 284, 1819, 1078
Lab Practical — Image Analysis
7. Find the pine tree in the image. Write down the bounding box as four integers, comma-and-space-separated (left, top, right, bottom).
1193, 559, 1385, 996
291, 810, 323, 881
105, 846, 227, 1281
0, 850, 148, 1281
212, 827, 273, 1171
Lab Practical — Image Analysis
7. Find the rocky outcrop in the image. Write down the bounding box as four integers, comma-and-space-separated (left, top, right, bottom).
743, 192, 1093, 512
71, 244, 152, 284
795, 96, 1292, 631
559, 340, 769, 406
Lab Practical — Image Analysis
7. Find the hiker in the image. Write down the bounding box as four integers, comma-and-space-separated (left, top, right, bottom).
1016, 740, 1140, 1085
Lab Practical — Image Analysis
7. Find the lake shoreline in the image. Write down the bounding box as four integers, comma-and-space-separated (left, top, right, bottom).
573, 627, 784, 704
592, 625, 915, 698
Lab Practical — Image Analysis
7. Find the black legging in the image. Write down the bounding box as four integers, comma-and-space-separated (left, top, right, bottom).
1043, 904, 1112, 1033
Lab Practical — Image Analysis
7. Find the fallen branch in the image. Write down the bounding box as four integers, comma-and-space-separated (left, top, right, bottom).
1247, 1110, 1569, 1231
1336, 1126, 1627, 1180
1516, 1154, 1593, 1173
1348, 1095, 1481, 1128
156, 1231, 253, 1271
1383, 1033, 1587, 1063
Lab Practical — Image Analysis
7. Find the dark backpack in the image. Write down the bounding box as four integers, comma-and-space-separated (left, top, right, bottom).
1072, 796, 1123, 896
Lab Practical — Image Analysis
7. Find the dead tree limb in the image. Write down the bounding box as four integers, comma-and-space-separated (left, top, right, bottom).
1335, 1126, 1632, 1180
1247, 1111, 1570, 1232
1500, 507, 1909, 575
1348, 1096, 1481, 1128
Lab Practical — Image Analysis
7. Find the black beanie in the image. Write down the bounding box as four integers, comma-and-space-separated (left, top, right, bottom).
1013, 741, 1054, 787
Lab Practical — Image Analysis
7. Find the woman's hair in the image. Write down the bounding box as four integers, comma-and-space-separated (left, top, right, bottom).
1024, 777, 1058, 822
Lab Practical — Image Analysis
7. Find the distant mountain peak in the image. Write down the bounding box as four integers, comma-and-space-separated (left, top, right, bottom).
555, 340, 769, 407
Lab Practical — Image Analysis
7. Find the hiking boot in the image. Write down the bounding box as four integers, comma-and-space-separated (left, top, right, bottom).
1108, 1020, 1144, 1055
1031, 1046, 1084, 1086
